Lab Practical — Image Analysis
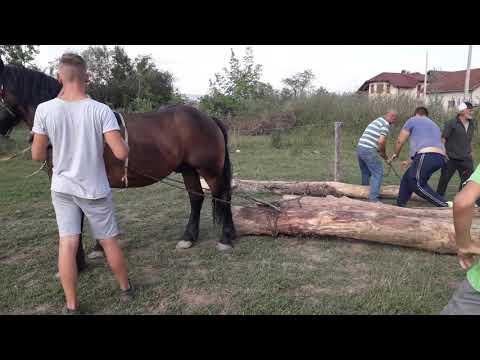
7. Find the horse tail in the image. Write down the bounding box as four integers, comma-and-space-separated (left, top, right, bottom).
211, 116, 234, 230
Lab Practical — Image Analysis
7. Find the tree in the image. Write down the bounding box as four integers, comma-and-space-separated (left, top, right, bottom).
109, 46, 136, 109
133, 54, 175, 108
315, 86, 329, 96
81, 46, 113, 104
81, 46, 112, 85
0, 45, 39, 67
211, 47, 263, 100
200, 47, 271, 116
79, 46, 176, 111
281, 69, 316, 98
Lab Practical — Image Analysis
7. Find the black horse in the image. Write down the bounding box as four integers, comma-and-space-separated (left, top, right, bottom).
0, 57, 236, 274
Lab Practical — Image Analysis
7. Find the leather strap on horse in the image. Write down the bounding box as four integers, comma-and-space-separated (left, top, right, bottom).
118, 112, 129, 188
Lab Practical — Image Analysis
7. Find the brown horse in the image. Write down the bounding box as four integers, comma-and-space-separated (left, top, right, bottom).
0, 58, 236, 271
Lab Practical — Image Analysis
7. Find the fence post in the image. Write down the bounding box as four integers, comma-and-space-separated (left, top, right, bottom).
334, 122, 343, 182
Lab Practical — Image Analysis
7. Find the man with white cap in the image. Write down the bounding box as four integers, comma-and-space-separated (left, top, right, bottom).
437, 101, 476, 198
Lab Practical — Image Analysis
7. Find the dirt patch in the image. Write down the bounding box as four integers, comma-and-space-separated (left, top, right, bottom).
148, 298, 170, 314
16, 304, 56, 315
290, 284, 338, 298
350, 242, 369, 255
0, 251, 31, 265
179, 288, 227, 307
280, 241, 332, 264
136, 265, 164, 286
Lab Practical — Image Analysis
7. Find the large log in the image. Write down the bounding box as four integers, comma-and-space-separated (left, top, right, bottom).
231, 196, 480, 254
229, 179, 425, 202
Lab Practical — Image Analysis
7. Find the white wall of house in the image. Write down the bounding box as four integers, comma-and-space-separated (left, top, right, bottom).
367, 82, 421, 99
427, 88, 480, 111
364, 82, 480, 111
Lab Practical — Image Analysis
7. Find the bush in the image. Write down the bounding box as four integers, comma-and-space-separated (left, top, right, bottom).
270, 130, 283, 149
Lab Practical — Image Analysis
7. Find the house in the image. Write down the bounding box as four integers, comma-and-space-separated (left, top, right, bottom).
358, 69, 480, 111
426, 69, 480, 110
357, 71, 425, 99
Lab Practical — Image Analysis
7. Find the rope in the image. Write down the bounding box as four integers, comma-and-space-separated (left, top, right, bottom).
115, 113, 280, 212
25, 161, 47, 178
386, 161, 402, 179
125, 165, 282, 212
118, 113, 129, 188
0, 146, 31, 161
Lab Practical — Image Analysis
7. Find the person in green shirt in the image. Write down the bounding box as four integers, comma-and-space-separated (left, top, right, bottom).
441, 164, 480, 314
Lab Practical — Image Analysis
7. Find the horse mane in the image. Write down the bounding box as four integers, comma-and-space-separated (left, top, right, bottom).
0, 64, 62, 109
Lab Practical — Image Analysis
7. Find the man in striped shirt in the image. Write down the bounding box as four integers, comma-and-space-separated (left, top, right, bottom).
357, 110, 398, 202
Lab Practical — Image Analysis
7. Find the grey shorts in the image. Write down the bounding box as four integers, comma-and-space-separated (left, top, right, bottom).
441, 279, 480, 315
51, 191, 119, 240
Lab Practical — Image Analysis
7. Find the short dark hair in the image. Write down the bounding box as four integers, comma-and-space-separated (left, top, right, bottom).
58, 53, 87, 82
464, 101, 474, 109
414, 106, 429, 117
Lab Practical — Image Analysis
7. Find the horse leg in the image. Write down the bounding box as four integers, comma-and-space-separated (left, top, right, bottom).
201, 174, 235, 251
176, 169, 204, 249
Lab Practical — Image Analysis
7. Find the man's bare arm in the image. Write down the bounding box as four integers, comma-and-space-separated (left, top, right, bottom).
389, 129, 410, 162
104, 130, 129, 161
377, 135, 387, 160
31, 133, 49, 161
454, 181, 480, 269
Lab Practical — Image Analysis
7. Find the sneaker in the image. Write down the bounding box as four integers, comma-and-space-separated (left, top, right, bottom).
87, 250, 105, 259
120, 279, 135, 303
447, 201, 453, 208
62, 306, 82, 315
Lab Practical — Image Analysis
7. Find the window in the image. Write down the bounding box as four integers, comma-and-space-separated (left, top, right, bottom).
370, 84, 375, 94
448, 100, 455, 109
376, 83, 384, 94
386, 84, 390, 94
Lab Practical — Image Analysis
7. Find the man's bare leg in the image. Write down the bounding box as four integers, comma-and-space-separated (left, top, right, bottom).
99, 237, 130, 290
58, 235, 80, 310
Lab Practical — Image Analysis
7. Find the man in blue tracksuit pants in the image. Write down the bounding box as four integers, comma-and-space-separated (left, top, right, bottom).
389, 106, 449, 208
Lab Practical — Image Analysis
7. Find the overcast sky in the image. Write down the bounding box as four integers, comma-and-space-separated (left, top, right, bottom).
35, 45, 480, 96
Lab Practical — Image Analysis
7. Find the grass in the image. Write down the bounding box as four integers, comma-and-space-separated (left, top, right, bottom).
0, 125, 472, 315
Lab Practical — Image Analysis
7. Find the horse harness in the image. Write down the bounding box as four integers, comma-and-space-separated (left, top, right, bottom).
0, 84, 18, 137
109, 112, 281, 213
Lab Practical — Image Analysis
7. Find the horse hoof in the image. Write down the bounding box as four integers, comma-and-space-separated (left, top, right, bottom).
176, 240, 193, 249
87, 251, 104, 259
216, 243, 233, 252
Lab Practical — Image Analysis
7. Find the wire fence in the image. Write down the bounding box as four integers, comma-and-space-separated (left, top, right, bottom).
227, 120, 468, 200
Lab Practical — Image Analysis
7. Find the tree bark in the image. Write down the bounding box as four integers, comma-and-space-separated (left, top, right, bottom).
231, 196, 480, 254
200, 179, 425, 202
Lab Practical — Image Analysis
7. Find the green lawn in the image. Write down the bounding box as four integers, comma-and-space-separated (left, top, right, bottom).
0, 126, 471, 314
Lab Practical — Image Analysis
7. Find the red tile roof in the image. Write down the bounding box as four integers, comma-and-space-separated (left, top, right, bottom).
358, 72, 425, 91
426, 69, 480, 93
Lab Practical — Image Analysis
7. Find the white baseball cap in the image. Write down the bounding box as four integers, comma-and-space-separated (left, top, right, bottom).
458, 101, 473, 112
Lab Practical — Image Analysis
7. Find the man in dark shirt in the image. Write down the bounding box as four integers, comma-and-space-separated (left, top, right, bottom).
437, 102, 476, 197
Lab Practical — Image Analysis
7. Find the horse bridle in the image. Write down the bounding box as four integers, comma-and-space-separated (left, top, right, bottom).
0, 83, 20, 137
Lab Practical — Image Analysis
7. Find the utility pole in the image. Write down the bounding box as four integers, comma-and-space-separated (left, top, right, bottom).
423, 51, 428, 103
464, 45, 473, 101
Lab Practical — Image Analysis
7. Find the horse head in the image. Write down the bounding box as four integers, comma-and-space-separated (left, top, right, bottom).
0, 58, 61, 137
0, 58, 20, 136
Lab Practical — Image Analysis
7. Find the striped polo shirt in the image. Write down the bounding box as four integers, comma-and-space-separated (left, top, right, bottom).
357, 117, 390, 150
